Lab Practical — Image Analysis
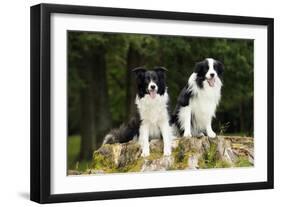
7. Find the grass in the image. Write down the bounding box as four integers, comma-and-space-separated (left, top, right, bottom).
198, 141, 231, 169
235, 156, 253, 167
67, 135, 91, 172
200, 141, 218, 168
222, 132, 253, 137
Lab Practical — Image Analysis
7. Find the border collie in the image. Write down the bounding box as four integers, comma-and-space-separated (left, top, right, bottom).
172, 58, 224, 138
103, 67, 172, 157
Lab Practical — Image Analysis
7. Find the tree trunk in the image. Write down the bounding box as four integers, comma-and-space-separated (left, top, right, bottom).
91, 47, 112, 147
78, 46, 112, 160
79, 65, 96, 160
239, 102, 245, 133
125, 45, 144, 121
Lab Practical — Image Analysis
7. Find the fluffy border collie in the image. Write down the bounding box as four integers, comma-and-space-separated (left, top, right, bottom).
103, 67, 172, 157
172, 58, 224, 138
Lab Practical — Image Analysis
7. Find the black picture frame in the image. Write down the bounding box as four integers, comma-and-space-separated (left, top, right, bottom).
30, 3, 274, 204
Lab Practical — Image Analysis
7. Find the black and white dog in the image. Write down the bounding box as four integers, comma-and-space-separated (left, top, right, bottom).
103, 67, 172, 157
172, 58, 224, 138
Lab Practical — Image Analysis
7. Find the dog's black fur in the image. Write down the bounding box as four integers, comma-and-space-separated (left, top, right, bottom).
194, 59, 224, 88
171, 59, 224, 136
103, 67, 168, 144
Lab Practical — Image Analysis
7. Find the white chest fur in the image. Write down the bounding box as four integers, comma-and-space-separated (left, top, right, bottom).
135, 92, 169, 138
177, 73, 222, 137
189, 74, 222, 129
191, 84, 221, 115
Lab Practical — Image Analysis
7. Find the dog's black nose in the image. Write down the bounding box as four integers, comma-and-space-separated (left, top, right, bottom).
210, 73, 215, 78
150, 85, 156, 90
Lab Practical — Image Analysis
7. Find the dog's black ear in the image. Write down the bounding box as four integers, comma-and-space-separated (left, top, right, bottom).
153, 66, 168, 73
215, 60, 224, 76
132, 67, 146, 77
132, 67, 146, 82
194, 60, 210, 79
132, 67, 146, 97
153, 66, 168, 78
194, 61, 204, 74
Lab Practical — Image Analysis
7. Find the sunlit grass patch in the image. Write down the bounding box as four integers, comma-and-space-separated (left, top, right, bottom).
67, 135, 91, 172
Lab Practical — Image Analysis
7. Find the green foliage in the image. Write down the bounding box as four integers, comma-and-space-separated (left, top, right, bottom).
199, 142, 218, 168
198, 142, 231, 169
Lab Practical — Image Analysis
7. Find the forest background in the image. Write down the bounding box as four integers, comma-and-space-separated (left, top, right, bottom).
67, 32, 253, 171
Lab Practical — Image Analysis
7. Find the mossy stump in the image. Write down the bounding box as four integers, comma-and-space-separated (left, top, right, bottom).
68, 136, 254, 175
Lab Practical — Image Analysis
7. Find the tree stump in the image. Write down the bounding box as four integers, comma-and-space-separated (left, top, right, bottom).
68, 136, 254, 175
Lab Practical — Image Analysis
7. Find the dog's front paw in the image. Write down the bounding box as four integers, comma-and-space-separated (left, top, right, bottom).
163, 148, 171, 156
195, 132, 205, 137
183, 131, 192, 138
207, 131, 216, 138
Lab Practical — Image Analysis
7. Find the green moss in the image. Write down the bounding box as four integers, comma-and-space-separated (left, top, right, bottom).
169, 141, 189, 170
121, 158, 144, 172
92, 151, 116, 173
198, 141, 231, 169
78, 137, 254, 174
147, 152, 163, 161
215, 160, 231, 168
92, 154, 144, 173
235, 156, 253, 167
198, 157, 206, 168
200, 141, 218, 168
198, 158, 231, 169
92, 143, 144, 173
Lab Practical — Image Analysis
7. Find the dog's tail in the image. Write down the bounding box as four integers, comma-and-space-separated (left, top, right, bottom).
102, 118, 140, 145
